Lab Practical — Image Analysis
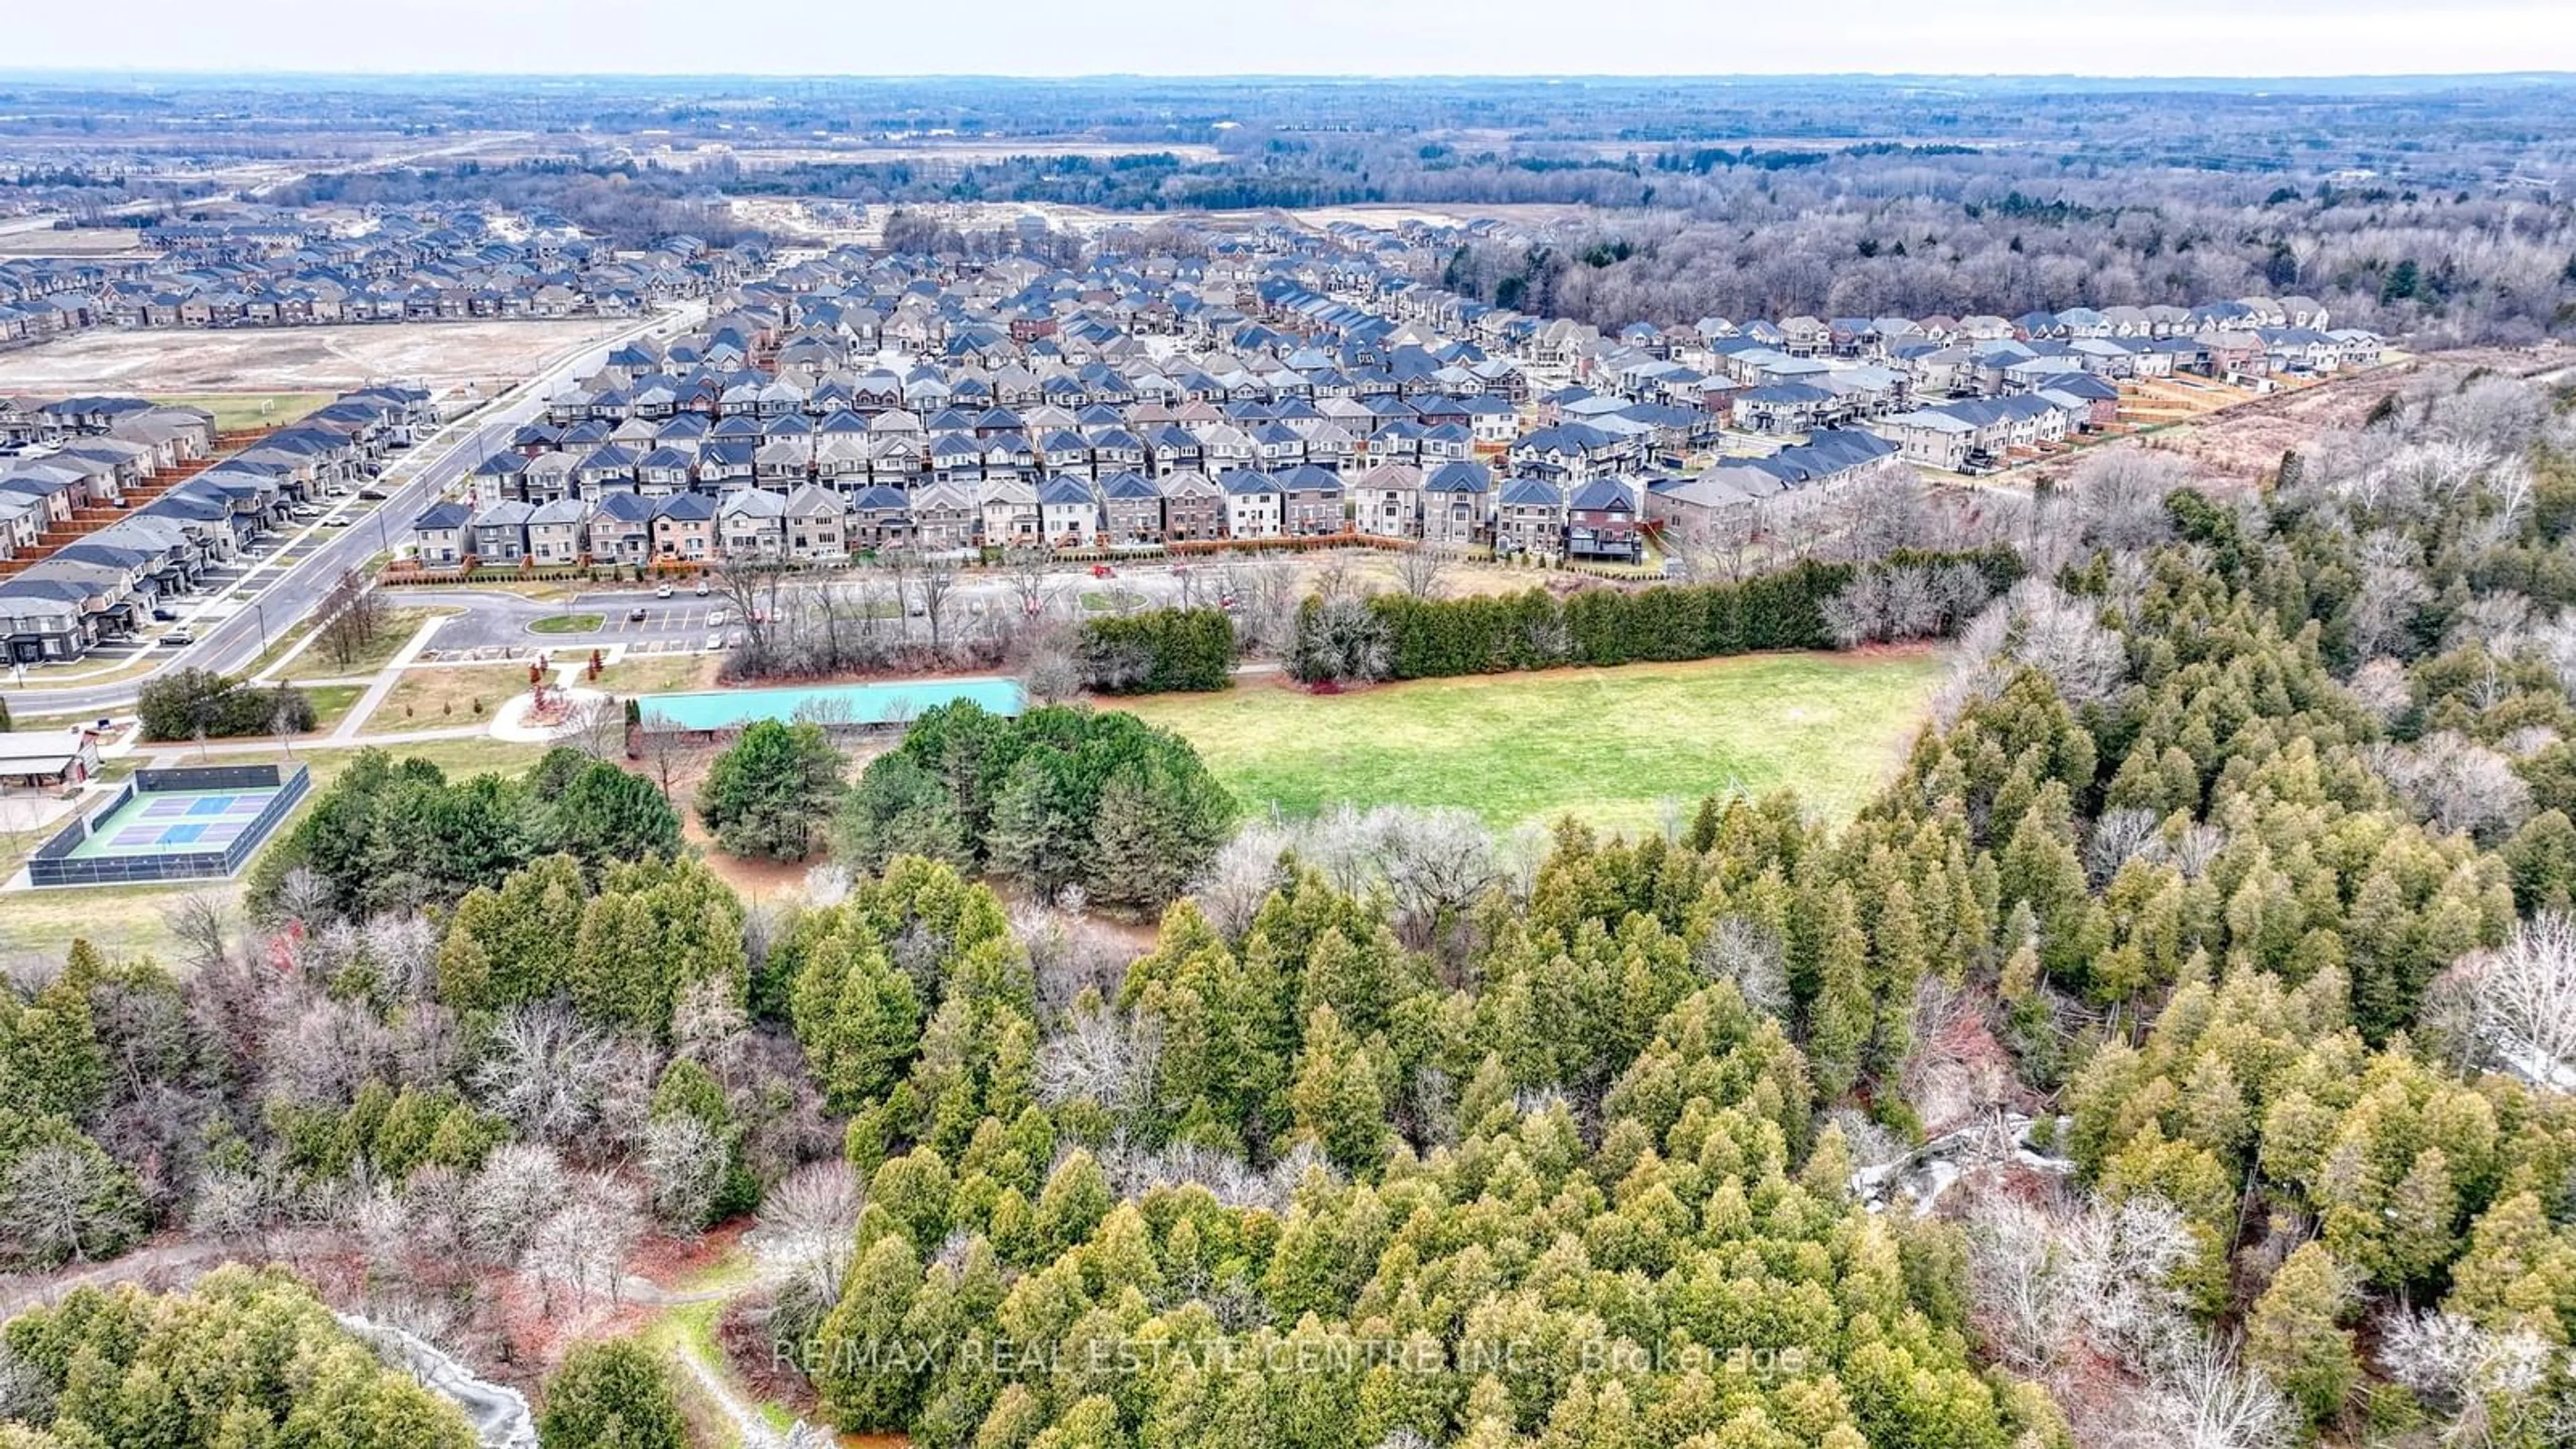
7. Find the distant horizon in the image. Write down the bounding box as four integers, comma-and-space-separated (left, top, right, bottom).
3, 68, 2573, 86
0, 0, 2568, 81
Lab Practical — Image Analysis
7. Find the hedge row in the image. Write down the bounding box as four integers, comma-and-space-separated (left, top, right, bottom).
1358, 547, 2021, 680
137, 668, 317, 741
1078, 606, 1236, 693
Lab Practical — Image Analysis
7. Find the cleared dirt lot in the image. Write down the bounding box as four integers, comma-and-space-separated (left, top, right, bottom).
0, 318, 636, 394
2019, 351, 2514, 492
0, 227, 150, 258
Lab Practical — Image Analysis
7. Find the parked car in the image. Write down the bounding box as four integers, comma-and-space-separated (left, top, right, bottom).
706, 608, 728, 626
655, 584, 674, 599
627, 606, 648, 623
704, 632, 726, 651
151, 607, 179, 623
322, 517, 353, 528
693, 580, 710, 597
158, 630, 195, 647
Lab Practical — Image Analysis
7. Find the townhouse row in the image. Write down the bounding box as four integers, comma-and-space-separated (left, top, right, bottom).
0, 388, 435, 662
414, 456, 1674, 568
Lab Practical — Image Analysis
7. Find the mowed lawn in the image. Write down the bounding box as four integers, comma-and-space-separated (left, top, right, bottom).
1124, 651, 1947, 835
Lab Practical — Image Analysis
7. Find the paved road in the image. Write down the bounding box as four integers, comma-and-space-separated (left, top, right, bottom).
3, 302, 708, 720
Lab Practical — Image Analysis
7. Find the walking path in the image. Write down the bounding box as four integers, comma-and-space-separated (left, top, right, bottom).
330, 614, 449, 743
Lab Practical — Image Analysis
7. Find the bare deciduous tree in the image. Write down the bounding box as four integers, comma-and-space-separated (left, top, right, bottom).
471, 1003, 621, 1146
2088, 807, 2164, 886
751, 1161, 861, 1307
2352, 530, 2434, 661
710, 555, 791, 662
1021, 631, 1085, 705
908, 548, 961, 652
160, 890, 235, 975
1034, 1003, 1160, 1118
1192, 820, 1296, 938
642, 1114, 722, 1232
1222, 559, 1298, 655
2379, 1310, 2576, 1448
1000, 544, 1062, 623
1393, 546, 1450, 599
2440, 912, 2576, 1089
462, 1141, 571, 1265
262, 994, 396, 1108
270, 865, 336, 928
2112, 1334, 2299, 1449
2369, 731, 2534, 842
1697, 914, 1791, 1018
0, 1142, 140, 1265
564, 694, 629, 761
1375, 806, 1502, 945
638, 710, 691, 801
523, 1175, 640, 1311
315, 568, 390, 670
188, 1163, 272, 1244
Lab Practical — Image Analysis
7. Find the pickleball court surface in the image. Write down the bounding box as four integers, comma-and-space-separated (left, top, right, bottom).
60, 784, 287, 859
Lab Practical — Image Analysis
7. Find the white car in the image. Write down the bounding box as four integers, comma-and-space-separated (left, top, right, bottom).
706, 608, 728, 626
705, 632, 727, 652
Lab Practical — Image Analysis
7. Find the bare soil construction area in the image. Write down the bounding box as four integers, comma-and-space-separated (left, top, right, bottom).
0, 317, 636, 394
0, 227, 150, 258
2023, 343, 2573, 490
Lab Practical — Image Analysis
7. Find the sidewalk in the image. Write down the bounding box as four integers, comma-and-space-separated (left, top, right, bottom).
329, 614, 449, 743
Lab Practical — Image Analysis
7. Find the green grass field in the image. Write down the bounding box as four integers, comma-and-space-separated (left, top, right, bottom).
529, 612, 606, 635
146, 392, 333, 434
300, 683, 366, 732
1124, 651, 1947, 835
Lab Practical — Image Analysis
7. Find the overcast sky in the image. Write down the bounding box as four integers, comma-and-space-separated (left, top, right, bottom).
9, 0, 2573, 77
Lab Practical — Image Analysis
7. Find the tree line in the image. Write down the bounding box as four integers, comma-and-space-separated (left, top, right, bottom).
1289, 549, 2019, 686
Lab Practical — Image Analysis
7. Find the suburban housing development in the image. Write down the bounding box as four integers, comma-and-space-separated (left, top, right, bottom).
0, 214, 2390, 663
365, 229, 2383, 583
0, 207, 757, 345
0, 387, 433, 661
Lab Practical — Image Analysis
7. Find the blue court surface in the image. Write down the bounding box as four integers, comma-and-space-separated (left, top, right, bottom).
66, 786, 283, 859
635, 676, 1027, 733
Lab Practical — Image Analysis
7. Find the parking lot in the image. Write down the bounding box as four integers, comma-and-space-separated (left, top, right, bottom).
402, 586, 734, 657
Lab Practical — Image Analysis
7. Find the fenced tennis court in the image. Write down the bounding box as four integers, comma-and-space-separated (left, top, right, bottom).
28, 764, 310, 886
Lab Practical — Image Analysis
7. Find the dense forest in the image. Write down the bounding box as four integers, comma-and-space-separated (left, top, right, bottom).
6, 372, 2576, 1448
